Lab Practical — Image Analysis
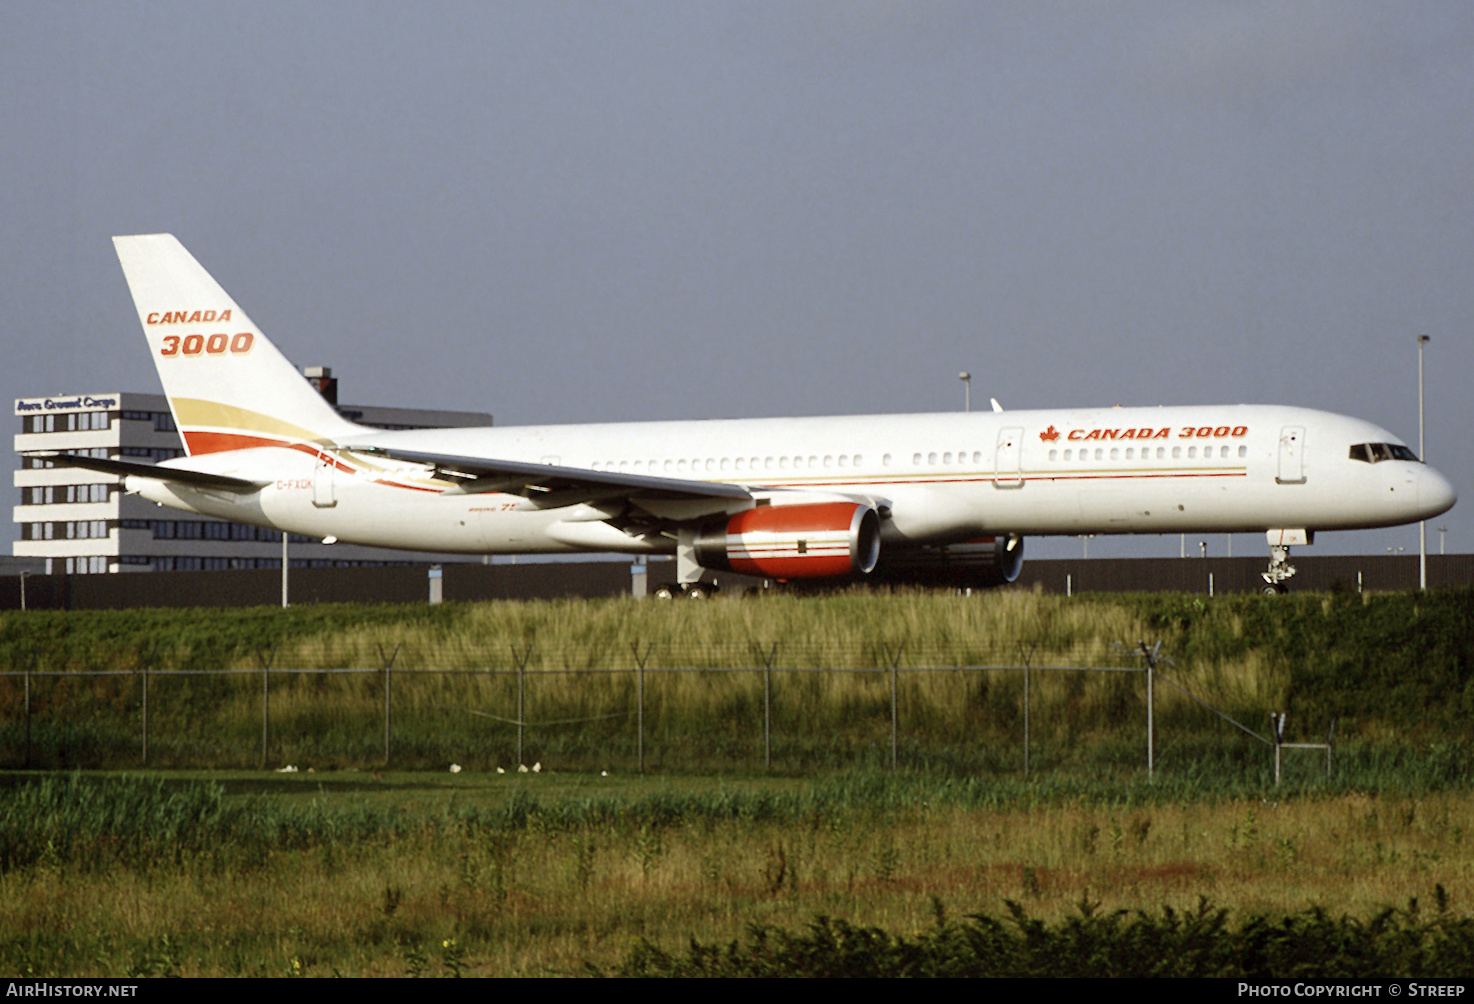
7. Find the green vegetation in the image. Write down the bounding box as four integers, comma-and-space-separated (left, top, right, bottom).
0, 590, 1469, 975
611, 898, 1474, 977
0, 772, 1470, 976
1, 590, 1470, 776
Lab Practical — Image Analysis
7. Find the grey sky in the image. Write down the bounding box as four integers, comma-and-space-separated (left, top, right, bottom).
4, 2, 1471, 561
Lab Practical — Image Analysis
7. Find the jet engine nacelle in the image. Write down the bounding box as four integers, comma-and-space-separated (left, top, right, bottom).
872, 534, 1024, 587
694, 501, 882, 579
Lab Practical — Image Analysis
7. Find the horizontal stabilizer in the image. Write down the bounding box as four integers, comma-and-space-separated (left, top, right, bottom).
29, 453, 264, 493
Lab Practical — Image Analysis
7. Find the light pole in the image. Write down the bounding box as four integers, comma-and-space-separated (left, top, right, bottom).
959, 371, 971, 412
1418, 335, 1430, 590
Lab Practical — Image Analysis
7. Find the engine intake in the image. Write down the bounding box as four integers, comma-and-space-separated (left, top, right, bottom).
695, 501, 882, 579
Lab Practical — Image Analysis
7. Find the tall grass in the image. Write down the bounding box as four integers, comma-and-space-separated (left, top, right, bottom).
1, 773, 1471, 976
1, 589, 1470, 773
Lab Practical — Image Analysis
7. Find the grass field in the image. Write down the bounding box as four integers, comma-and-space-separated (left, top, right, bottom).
0, 770, 1469, 976
0, 589, 1470, 975
2, 589, 1471, 775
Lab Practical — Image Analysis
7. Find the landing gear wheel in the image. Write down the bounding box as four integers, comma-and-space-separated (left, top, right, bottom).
653, 584, 678, 600
1261, 543, 1298, 594
684, 583, 717, 599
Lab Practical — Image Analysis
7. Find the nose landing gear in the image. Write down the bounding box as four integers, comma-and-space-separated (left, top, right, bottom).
1262, 530, 1313, 595
1261, 545, 1294, 594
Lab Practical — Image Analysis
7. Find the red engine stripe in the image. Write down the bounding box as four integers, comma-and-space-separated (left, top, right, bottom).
729, 554, 858, 578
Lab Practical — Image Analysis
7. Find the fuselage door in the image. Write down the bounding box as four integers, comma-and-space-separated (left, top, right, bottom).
994, 426, 1024, 488
312, 452, 338, 508
1276, 426, 1306, 485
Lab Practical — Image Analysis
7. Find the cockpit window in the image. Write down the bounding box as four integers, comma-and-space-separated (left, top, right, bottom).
1349, 443, 1419, 464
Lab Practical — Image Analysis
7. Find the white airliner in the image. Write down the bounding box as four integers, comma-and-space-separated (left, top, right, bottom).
36, 234, 1457, 595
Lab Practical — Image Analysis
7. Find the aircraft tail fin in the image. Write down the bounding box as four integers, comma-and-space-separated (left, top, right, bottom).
112, 234, 365, 456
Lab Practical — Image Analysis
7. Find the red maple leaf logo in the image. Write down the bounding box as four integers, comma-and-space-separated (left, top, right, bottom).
1039, 425, 1060, 442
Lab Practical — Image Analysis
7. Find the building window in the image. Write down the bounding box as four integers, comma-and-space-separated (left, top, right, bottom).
122, 447, 184, 461
61, 484, 110, 503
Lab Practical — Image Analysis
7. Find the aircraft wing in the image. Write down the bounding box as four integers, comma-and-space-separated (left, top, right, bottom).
353, 446, 753, 504
27, 453, 265, 492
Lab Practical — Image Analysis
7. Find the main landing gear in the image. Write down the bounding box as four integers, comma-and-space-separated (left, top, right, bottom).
651, 527, 719, 598
652, 581, 719, 599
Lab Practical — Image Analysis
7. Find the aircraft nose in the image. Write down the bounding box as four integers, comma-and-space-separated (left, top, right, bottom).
1417, 465, 1458, 519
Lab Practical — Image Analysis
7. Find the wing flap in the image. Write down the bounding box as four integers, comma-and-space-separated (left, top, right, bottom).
354, 446, 752, 503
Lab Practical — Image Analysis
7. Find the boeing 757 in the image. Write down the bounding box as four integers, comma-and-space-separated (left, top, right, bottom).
33, 234, 1457, 595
